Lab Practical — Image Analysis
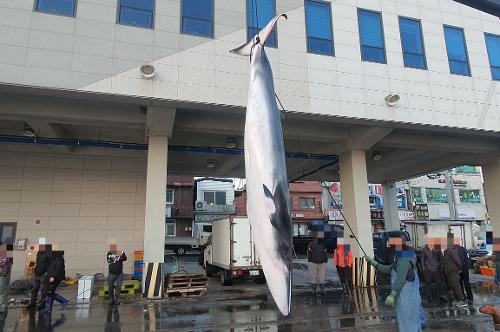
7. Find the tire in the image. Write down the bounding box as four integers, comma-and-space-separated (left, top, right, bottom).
220, 269, 233, 286
176, 247, 186, 256
206, 263, 217, 277
255, 274, 267, 284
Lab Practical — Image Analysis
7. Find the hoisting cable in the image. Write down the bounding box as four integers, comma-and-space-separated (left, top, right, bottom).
275, 93, 369, 257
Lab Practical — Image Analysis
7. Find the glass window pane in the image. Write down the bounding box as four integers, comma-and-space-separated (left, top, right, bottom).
459, 190, 481, 204
399, 18, 424, 55
403, 53, 426, 69
121, 0, 154, 11
204, 192, 215, 204
119, 7, 153, 27
215, 192, 226, 205
361, 46, 385, 63
182, 17, 212, 37
485, 34, 500, 80
306, 1, 332, 39
308, 37, 333, 55
358, 10, 384, 48
183, 0, 212, 20
449, 60, 470, 76
36, 0, 76, 16
426, 188, 448, 203
444, 27, 468, 62
247, 0, 277, 47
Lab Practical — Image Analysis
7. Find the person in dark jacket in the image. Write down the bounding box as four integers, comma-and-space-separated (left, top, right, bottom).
454, 238, 473, 304
307, 233, 328, 295
420, 238, 444, 302
27, 244, 49, 310
443, 237, 467, 307
44, 251, 69, 314
107, 244, 127, 305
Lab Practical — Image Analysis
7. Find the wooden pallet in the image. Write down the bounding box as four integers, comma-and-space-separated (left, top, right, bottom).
165, 287, 206, 298
166, 273, 208, 290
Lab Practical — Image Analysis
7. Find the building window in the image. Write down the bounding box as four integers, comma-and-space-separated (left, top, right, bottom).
485, 33, 500, 80
455, 165, 477, 174
411, 187, 423, 203
459, 190, 481, 204
204, 191, 226, 205
299, 197, 315, 209
426, 188, 448, 203
166, 189, 174, 204
357, 9, 386, 63
182, 0, 213, 37
399, 17, 426, 69
444, 26, 470, 76
118, 0, 154, 29
165, 223, 176, 237
35, 0, 77, 16
305, 0, 334, 56
247, 0, 277, 47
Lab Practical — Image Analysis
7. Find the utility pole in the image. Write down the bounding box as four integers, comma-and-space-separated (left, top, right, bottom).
445, 170, 458, 219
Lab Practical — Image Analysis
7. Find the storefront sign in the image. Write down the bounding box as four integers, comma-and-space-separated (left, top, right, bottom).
292, 212, 304, 218
414, 204, 430, 219
459, 189, 481, 203
457, 208, 476, 219
453, 180, 468, 187
399, 211, 414, 221
426, 188, 448, 203
370, 209, 384, 221
326, 210, 343, 221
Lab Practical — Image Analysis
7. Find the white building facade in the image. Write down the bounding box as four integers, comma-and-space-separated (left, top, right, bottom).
0, 0, 499, 281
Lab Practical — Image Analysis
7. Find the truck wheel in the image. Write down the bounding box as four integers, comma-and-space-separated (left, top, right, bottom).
175, 247, 186, 256
220, 269, 233, 286
206, 263, 217, 277
255, 274, 267, 284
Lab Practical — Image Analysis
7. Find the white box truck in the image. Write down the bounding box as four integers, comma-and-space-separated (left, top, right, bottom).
203, 216, 265, 286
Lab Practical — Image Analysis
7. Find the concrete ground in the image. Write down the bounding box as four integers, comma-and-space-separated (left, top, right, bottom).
2, 253, 500, 331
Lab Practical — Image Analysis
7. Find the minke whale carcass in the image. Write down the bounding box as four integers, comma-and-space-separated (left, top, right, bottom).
230, 14, 293, 316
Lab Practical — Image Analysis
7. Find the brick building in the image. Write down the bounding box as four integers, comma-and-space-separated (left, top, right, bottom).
233, 181, 324, 236
166, 176, 194, 238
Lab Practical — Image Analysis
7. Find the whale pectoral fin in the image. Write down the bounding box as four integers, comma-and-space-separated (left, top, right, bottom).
263, 184, 276, 216
229, 14, 287, 56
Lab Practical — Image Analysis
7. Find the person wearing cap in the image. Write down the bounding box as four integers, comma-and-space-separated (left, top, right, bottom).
366, 236, 425, 332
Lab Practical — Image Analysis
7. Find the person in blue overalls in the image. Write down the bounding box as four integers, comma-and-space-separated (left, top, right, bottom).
366, 235, 426, 332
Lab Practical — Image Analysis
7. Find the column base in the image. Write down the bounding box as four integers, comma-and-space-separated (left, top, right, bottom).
143, 262, 164, 298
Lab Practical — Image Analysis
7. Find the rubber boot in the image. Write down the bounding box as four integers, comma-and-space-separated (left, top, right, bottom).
54, 293, 69, 310
320, 284, 326, 295
311, 284, 317, 295
44, 296, 54, 315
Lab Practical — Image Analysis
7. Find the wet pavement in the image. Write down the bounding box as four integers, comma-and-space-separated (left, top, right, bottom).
2, 259, 500, 331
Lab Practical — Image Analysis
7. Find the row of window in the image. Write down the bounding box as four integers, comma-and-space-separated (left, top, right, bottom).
166, 189, 228, 205
35, 0, 499, 80
412, 187, 482, 204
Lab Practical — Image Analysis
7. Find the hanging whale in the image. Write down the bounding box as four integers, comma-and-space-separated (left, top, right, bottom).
230, 14, 292, 316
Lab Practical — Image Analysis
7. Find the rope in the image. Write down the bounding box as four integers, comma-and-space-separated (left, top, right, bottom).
274, 93, 369, 257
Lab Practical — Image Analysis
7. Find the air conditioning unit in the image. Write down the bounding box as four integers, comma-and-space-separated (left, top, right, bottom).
195, 201, 206, 211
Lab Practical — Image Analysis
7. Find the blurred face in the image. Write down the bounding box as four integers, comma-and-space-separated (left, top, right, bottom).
453, 237, 461, 246
0, 244, 6, 256
389, 237, 403, 251
39, 244, 45, 252
110, 244, 118, 252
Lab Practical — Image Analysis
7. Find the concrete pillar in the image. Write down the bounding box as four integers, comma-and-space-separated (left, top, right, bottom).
339, 149, 374, 257
144, 135, 168, 264
382, 181, 400, 231
482, 158, 500, 238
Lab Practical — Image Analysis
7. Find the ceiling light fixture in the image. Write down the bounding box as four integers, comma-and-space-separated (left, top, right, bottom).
385, 93, 400, 106
22, 124, 36, 137
226, 138, 237, 149
140, 64, 155, 79
372, 151, 382, 161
